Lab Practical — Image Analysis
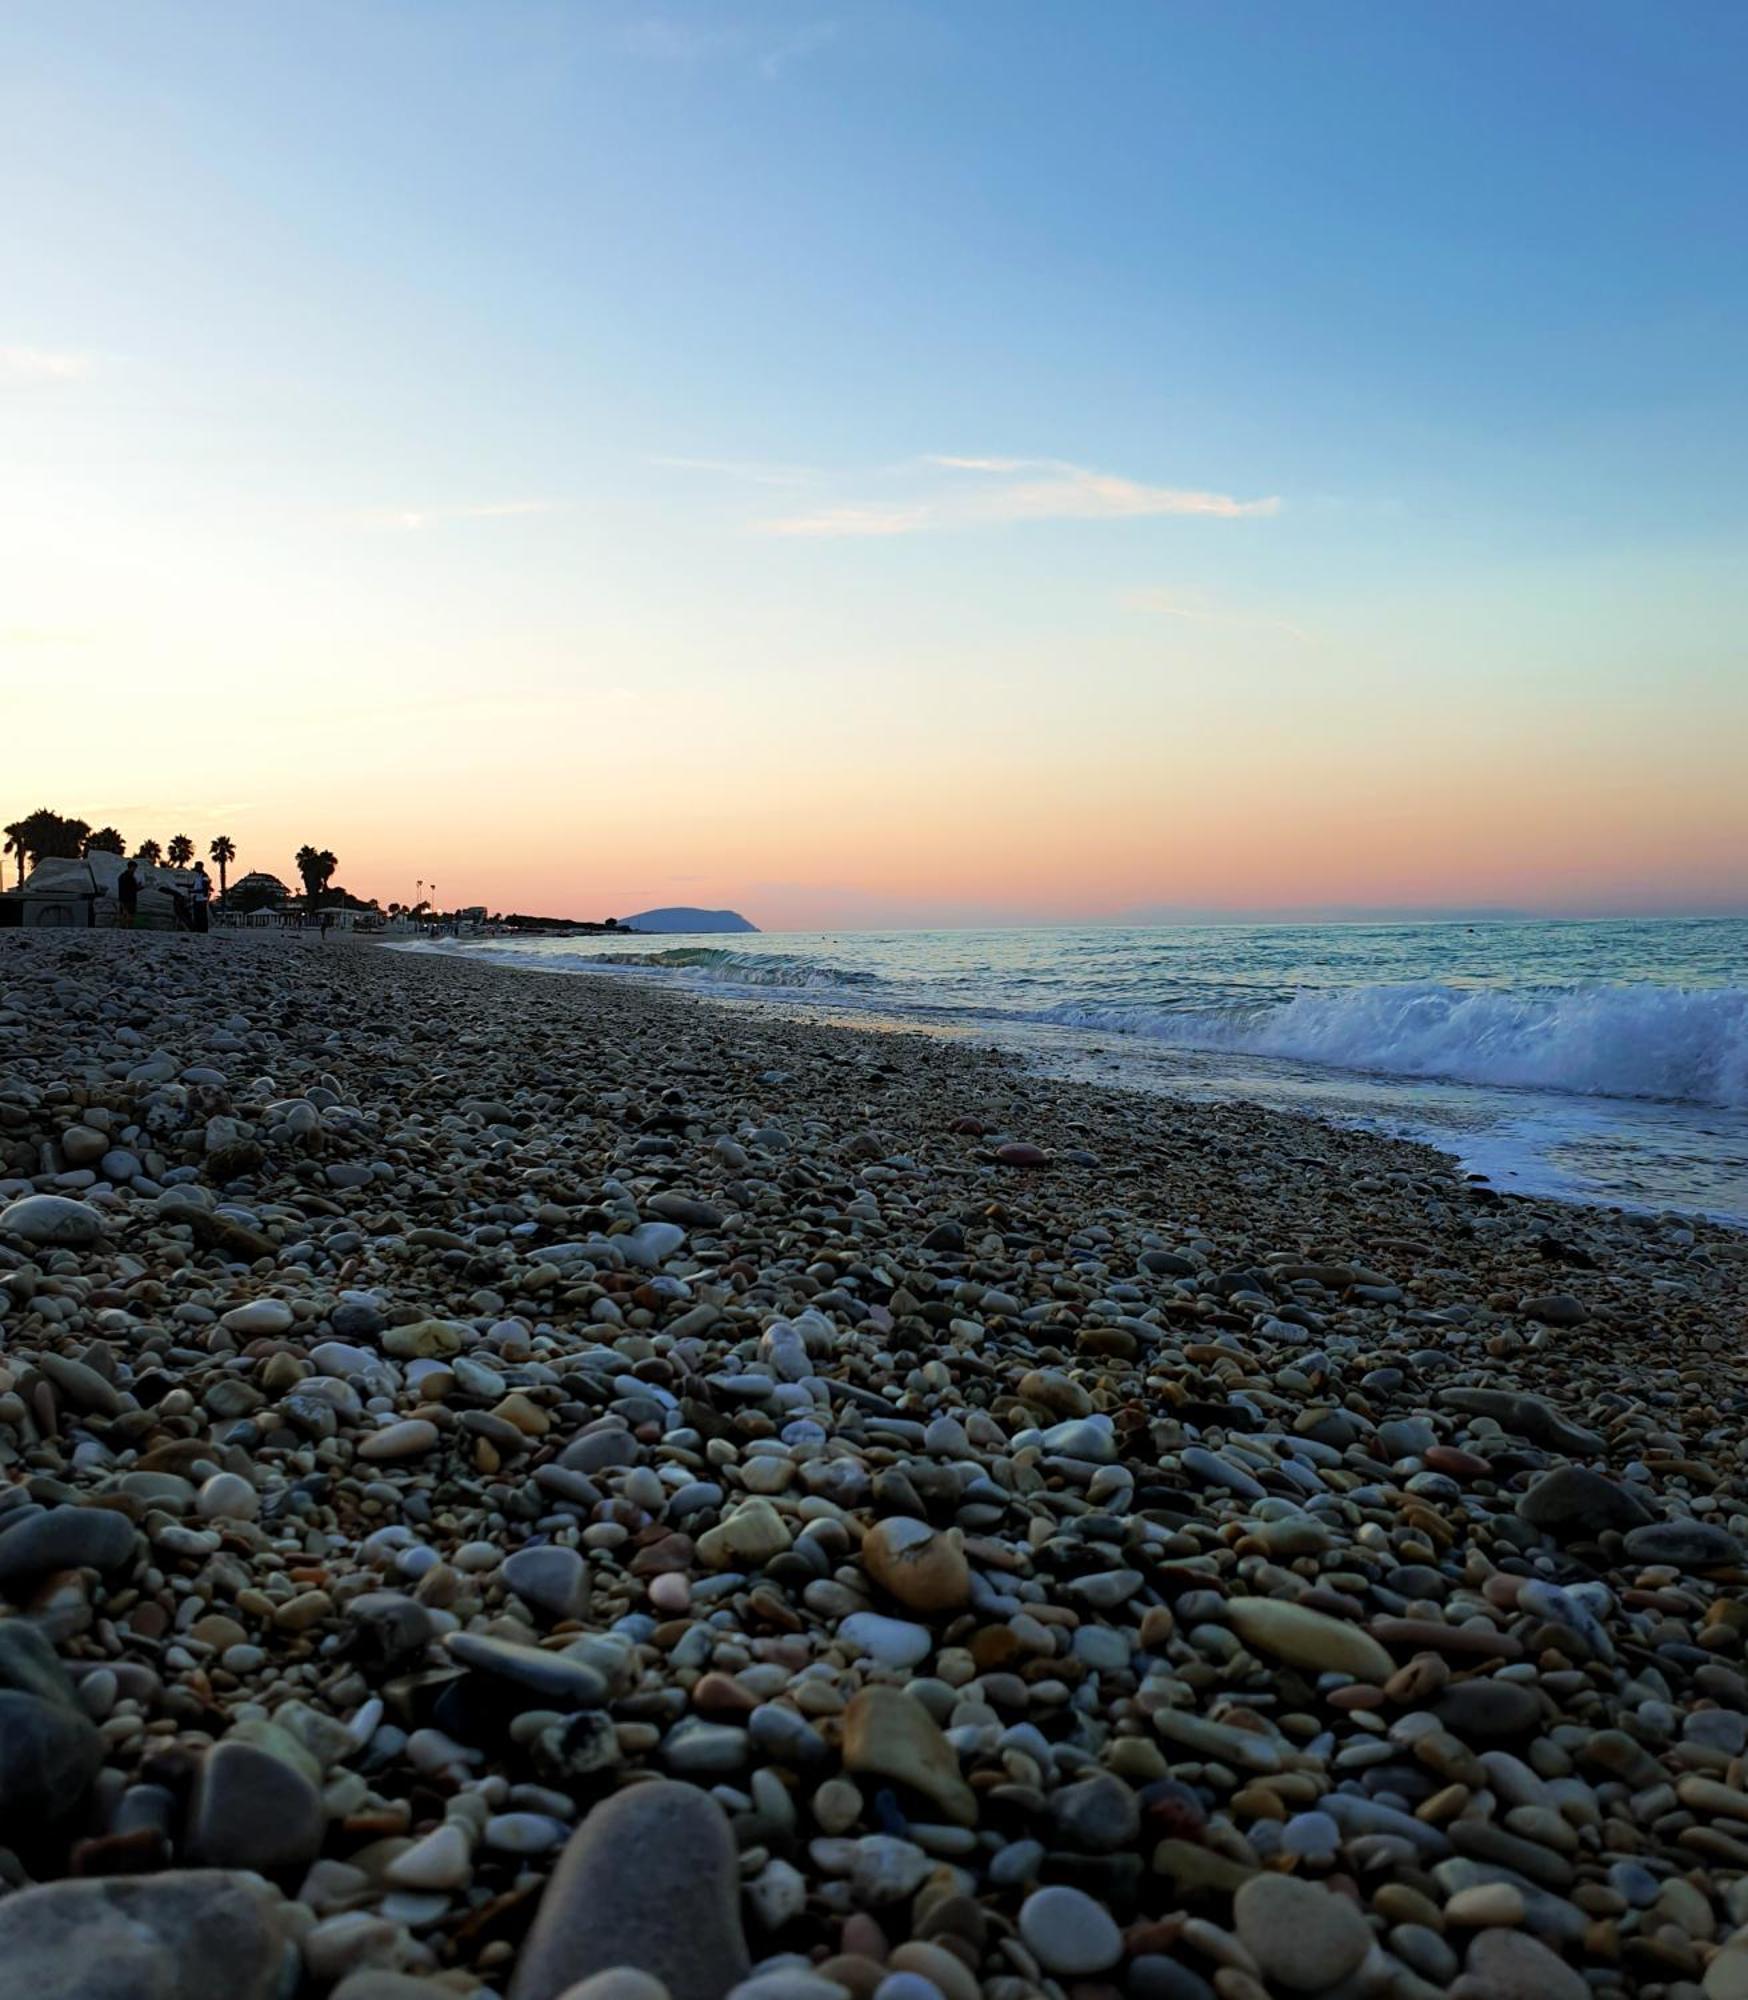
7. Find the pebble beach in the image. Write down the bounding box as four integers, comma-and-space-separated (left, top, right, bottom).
3, 930, 1748, 2000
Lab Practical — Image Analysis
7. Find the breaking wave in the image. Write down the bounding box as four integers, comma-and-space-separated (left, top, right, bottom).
1035, 982, 1748, 1109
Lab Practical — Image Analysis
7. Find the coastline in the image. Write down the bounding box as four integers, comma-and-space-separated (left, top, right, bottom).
3, 929, 1747, 1996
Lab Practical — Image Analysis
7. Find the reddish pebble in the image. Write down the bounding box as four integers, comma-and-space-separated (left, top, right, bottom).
994, 1142, 1049, 1167
1329, 1682, 1386, 1710
1425, 1444, 1492, 1479
842, 1912, 889, 1962
691, 1671, 758, 1717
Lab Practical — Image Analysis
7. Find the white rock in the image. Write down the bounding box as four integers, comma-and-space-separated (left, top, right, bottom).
384, 1820, 473, 1891
221, 1298, 295, 1336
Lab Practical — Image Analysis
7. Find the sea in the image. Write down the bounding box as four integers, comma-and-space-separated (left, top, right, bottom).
402, 920, 1748, 1226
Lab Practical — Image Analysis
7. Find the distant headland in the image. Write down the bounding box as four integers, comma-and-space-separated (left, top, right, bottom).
618, 907, 759, 934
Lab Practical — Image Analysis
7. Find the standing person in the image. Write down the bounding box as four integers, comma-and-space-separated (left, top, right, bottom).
116, 860, 140, 929
189, 861, 213, 933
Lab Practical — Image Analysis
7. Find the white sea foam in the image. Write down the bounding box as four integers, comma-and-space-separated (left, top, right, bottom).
1036, 982, 1748, 1108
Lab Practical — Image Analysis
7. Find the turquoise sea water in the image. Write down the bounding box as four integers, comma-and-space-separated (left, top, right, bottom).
406, 920, 1748, 1223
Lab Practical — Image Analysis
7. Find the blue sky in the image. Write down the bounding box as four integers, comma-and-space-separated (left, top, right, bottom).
4, 2, 1745, 922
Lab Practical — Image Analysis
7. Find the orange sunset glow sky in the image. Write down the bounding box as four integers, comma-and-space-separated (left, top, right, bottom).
5, 4, 1746, 929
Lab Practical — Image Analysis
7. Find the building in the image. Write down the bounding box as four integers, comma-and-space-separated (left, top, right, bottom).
229, 871, 290, 908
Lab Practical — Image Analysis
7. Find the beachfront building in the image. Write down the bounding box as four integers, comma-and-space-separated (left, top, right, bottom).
229, 871, 291, 909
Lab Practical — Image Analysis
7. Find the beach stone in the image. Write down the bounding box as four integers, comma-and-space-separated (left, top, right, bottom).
1227, 1596, 1393, 1681
198, 1471, 260, 1521
333, 1980, 465, 2000
839, 1611, 933, 1667
697, 1498, 792, 1568
0, 1870, 290, 2000
0, 1194, 102, 1246
1464, 1926, 1589, 1999
1706, 1940, 1748, 2000
360, 1418, 440, 1460
0, 1505, 138, 1588
1437, 1389, 1602, 1455
221, 1298, 295, 1336
1434, 1677, 1543, 1740
1051, 1772, 1139, 1852
1624, 1520, 1746, 1570
860, 1517, 970, 1613
446, 1632, 609, 1707
1517, 1465, 1654, 1537
190, 1737, 325, 1871
504, 1545, 591, 1621
509, 1780, 749, 2000
38, 1353, 123, 1415
1017, 1884, 1122, 1974
0, 1689, 103, 1838
0, 1620, 81, 1708
1519, 1292, 1587, 1327
385, 1821, 473, 1891
1234, 1874, 1372, 1991
553, 1976, 673, 2000
621, 1222, 686, 1270
382, 1319, 466, 1360
841, 1684, 976, 1825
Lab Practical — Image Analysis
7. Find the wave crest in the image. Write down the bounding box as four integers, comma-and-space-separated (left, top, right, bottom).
1037, 981, 1748, 1108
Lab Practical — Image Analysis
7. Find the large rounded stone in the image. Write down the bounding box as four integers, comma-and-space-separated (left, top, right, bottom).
1433, 1677, 1545, 1741
0, 1506, 139, 1590
190, 1737, 325, 1872
0, 1195, 103, 1247
841, 1684, 976, 1826
860, 1517, 970, 1613
1624, 1520, 1746, 1571
503, 1545, 591, 1622
1226, 1597, 1393, 1682
1465, 1925, 1590, 2000
1017, 1885, 1123, 1974
0, 1689, 103, 1839
0, 1869, 289, 2000
508, 1781, 749, 2000
1518, 1465, 1654, 1538
1234, 1874, 1372, 1991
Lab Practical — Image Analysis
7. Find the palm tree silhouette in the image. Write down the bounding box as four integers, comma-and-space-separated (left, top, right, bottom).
295, 845, 338, 907
166, 834, 194, 869
209, 834, 236, 906
137, 838, 164, 867
3, 821, 25, 889
84, 827, 127, 856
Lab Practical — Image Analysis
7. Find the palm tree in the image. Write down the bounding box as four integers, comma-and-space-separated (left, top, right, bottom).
84, 827, 126, 856
295, 845, 338, 907
166, 834, 194, 869
11, 809, 91, 870
209, 834, 236, 906
137, 838, 163, 867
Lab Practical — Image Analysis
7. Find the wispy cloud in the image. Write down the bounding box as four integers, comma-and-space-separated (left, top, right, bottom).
758, 18, 839, 78
1124, 587, 1310, 643
623, 14, 839, 80
0, 347, 91, 383
346, 500, 561, 533
757, 456, 1280, 538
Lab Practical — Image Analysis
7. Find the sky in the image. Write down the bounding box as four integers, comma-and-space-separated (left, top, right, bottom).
3, 1, 1746, 928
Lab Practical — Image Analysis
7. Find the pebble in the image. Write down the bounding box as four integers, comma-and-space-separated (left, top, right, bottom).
1233, 1874, 1373, 1991
1017, 1884, 1123, 1974
2, 928, 1746, 2000
510, 1782, 750, 2000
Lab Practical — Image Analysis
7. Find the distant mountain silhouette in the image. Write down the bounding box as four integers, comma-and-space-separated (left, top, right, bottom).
620, 906, 758, 934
